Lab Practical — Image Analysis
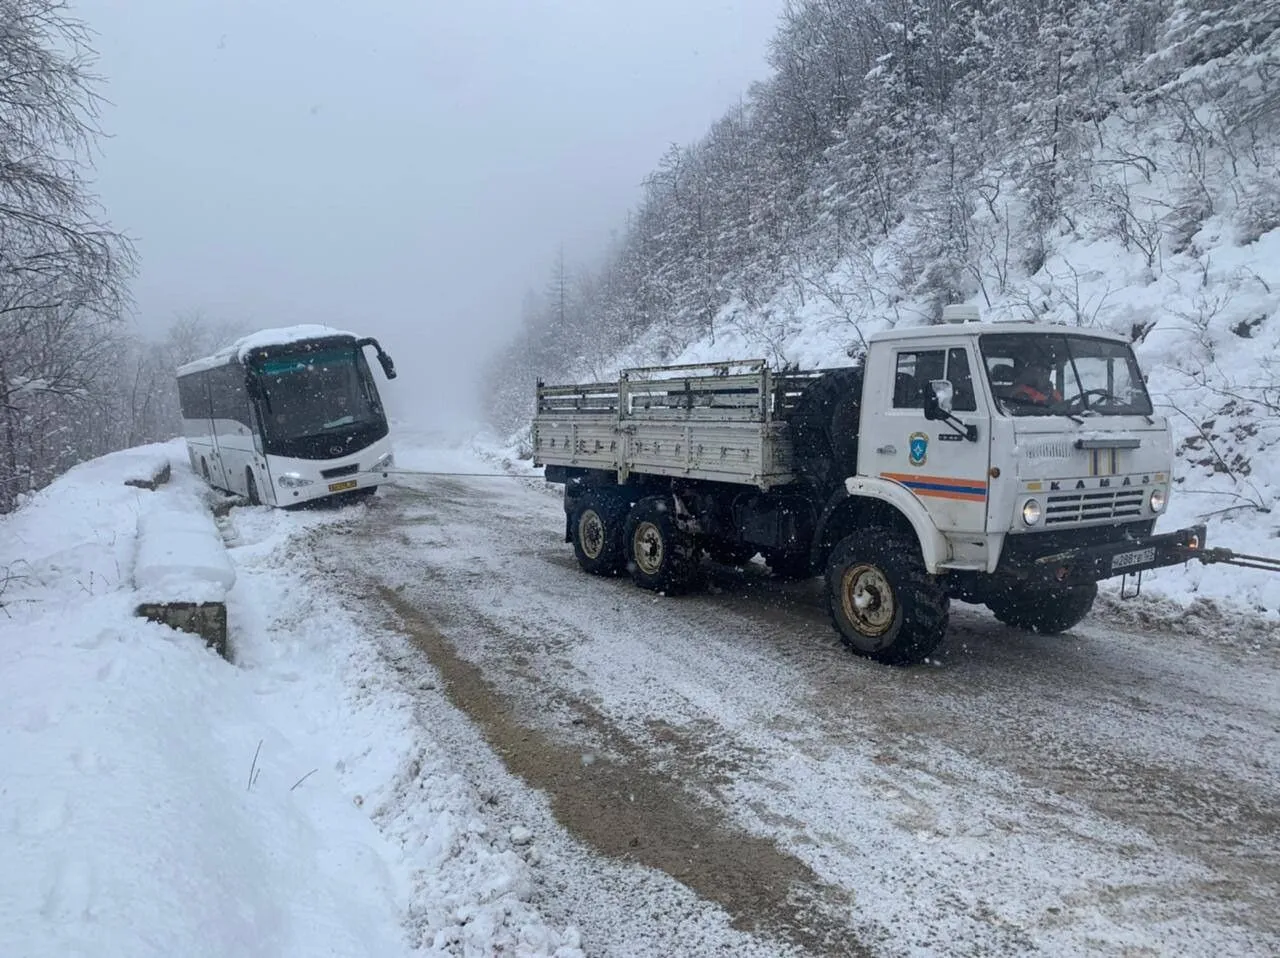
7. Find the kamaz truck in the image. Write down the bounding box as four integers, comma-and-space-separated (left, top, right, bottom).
532, 307, 1216, 665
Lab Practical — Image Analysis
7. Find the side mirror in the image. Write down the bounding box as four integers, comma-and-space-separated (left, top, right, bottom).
378, 351, 397, 380
924, 379, 954, 420
356, 337, 397, 380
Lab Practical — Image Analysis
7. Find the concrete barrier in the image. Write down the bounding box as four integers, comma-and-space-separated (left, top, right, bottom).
133, 484, 236, 659
124, 460, 172, 491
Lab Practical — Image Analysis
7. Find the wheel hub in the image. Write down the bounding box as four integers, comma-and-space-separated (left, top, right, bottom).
633, 522, 665, 576
578, 510, 606, 559
840, 563, 895, 636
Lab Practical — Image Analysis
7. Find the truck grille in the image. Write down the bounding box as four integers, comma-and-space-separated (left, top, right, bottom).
1045, 488, 1145, 524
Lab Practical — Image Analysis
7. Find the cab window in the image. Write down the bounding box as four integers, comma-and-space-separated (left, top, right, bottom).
893, 347, 977, 412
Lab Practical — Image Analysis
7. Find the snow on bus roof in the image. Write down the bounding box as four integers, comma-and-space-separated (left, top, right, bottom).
177, 325, 360, 375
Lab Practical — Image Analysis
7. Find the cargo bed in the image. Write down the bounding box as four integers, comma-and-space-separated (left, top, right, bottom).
532, 360, 820, 489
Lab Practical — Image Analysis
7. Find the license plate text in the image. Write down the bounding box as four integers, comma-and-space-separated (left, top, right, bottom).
1112, 546, 1156, 571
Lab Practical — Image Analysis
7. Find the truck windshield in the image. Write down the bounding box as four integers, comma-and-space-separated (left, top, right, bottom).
979, 333, 1153, 417
251, 347, 385, 441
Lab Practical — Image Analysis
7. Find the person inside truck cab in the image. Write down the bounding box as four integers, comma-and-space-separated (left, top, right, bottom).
1010, 362, 1062, 405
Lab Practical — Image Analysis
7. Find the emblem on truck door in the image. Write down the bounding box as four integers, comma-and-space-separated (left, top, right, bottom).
908, 432, 929, 467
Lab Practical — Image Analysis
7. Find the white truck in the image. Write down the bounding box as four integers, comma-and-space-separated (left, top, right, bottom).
532, 307, 1219, 665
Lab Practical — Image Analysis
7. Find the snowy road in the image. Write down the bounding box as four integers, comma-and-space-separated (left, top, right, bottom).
323, 462, 1279, 957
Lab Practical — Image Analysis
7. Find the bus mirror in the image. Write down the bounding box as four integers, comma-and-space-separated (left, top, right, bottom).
377, 351, 397, 380
356, 337, 397, 380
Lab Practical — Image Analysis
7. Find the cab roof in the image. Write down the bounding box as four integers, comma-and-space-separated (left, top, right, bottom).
866, 321, 1130, 345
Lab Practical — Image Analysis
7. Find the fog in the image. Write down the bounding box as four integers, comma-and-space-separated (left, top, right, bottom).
74, 0, 783, 426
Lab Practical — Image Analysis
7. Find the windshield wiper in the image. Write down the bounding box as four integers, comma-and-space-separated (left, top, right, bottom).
1001, 394, 1084, 422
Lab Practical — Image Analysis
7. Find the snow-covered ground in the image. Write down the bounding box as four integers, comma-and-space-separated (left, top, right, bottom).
2, 416, 1275, 956
0, 440, 582, 957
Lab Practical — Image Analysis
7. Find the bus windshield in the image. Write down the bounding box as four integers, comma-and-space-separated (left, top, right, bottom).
979, 333, 1153, 417
251, 347, 385, 441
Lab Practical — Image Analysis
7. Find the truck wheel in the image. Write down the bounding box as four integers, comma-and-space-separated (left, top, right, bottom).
624, 495, 702, 594
986, 581, 1098, 634
825, 530, 949, 665
571, 491, 628, 575
765, 549, 812, 580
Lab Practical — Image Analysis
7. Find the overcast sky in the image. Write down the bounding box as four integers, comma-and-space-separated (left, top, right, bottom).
74, 0, 784, 421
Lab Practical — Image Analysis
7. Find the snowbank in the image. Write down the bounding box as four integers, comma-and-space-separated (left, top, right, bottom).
134, 485, 236, 604
0, 442, 410, 957
0, 599, 405, 958
0, 439, 586, 957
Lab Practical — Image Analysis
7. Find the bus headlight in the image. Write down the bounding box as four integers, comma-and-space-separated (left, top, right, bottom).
1149, 488, 1167, 513
1022, 498, 1043, 526
372, 451, 394, 470
277, 472, 313, 488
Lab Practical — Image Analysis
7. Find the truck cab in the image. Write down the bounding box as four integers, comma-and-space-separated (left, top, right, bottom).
815, 308, 1203, 662
856, 311, 1176, 577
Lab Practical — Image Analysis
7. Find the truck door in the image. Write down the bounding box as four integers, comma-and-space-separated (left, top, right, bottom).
866, 343, 992, 535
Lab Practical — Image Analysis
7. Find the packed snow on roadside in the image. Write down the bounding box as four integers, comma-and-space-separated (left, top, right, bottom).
0, 440, 583, 957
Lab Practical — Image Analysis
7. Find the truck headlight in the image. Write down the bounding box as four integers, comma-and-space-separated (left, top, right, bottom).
277, 472, 313, 488
1149, 488, 1167, 513
373, 451, 394, 470
1022, 498, 1043, 526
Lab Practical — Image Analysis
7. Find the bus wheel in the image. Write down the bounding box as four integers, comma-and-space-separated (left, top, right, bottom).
245, 468, 261, 506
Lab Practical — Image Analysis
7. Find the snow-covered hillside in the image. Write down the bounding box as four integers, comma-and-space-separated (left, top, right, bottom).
488, 2, 1280, 622
0, 442, 582, 957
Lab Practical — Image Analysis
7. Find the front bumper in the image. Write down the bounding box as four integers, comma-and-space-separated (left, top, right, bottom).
1021, 524, 1207, 587
278, 469, 388, 505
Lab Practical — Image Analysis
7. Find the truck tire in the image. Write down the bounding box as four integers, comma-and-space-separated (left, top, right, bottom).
624, 495, 702, 594
570, 491, 629, 576
825, 529, 949, 665
985, 581, 1097, 634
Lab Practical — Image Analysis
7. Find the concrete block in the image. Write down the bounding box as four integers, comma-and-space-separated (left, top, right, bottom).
124, 461, 172, 491
136, 601, 228, 659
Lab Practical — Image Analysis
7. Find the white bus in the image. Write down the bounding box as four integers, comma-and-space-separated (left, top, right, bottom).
176, 325, 398, 507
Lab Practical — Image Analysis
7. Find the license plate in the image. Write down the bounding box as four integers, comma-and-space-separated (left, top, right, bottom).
328, 479, 357, 493
1112, 546, 1156, 571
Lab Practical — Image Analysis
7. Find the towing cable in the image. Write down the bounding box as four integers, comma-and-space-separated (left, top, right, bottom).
1190, 547, 1280, 572
382, 468, 536, 480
